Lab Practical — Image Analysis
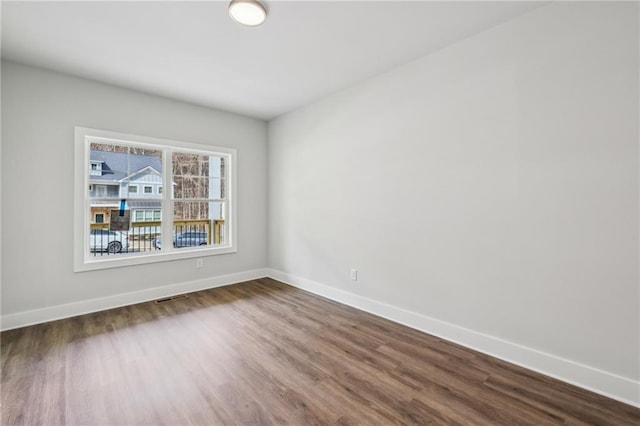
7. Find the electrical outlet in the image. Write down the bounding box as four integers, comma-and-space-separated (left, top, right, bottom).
350, 268, 358, 281
196, 258, 204, 269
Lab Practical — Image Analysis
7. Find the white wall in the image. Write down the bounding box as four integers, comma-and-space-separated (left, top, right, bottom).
1, 61, 268, 324
268, 2, 639, 404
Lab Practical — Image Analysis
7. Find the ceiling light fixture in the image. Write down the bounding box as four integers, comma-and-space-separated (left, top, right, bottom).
229, 0, 267, 27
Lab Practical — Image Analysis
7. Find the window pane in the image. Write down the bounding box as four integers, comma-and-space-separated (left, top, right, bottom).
90, 143, 162, 179
88, 142, 164, 258
173, 201, 209, 221
172, 153, 225, 200
172, 200, 224, 221
173, 201, 225, 246
90, 142, 162, 200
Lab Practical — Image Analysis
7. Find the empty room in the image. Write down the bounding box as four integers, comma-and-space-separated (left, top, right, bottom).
1, 1, 639, 424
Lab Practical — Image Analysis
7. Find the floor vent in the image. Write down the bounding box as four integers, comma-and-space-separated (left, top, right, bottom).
154, 294, 189, 304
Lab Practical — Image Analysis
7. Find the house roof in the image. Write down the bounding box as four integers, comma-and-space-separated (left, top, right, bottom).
90, 150, 162, 182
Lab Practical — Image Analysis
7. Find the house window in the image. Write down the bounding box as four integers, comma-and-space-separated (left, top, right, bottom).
95, 185, 107, 197
134, 209, 162, 222
89, 161, 103, 176
74, 127, 236, 271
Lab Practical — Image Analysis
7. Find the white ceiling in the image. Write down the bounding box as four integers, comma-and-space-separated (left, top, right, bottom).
1, 1, 544, 120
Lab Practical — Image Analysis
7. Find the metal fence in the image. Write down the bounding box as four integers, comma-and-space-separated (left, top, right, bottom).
89, 219, 224, 256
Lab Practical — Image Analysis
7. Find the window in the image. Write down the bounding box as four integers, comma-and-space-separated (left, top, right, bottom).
89, 161, 102, 176
95, 185, 107, 197
134, 209, 162, 222
74, 127, 236, 271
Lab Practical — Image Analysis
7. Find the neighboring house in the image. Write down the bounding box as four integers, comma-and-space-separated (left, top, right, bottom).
89, 150, 163, 225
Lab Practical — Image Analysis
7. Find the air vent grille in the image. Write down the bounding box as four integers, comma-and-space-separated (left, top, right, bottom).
154, 294, 189, 304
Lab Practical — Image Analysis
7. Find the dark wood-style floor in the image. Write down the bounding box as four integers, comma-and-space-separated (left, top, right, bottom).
2, 278, 639, 425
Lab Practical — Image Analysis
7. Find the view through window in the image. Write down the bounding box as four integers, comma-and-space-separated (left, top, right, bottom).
75, 127, 235, 271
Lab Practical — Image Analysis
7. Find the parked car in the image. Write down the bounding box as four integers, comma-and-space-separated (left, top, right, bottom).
90, 229, 129, 253
154, 232, 208, 249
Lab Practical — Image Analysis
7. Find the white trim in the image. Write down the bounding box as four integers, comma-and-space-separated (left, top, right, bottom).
78, 244, 238, 272
88, 180, 119, 184
118, 165, 161, 183
267, 269, 640, 408
0, 269, 267, 332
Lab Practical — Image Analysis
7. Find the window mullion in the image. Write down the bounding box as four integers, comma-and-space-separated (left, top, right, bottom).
161, 148, 174, 253
84, 140, 92, 263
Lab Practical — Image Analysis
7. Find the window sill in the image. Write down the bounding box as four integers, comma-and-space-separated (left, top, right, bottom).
74, 245, 237, 272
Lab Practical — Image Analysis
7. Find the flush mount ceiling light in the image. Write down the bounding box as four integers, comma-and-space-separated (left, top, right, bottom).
229, 0, 267, 27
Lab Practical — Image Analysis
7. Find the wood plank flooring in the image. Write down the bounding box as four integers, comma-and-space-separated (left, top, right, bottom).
2, 278, 639, 425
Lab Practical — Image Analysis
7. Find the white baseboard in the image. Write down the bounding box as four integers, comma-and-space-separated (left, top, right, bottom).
267, 268, 640, 408
3, 267, 637, 407
0, 268, 268, 332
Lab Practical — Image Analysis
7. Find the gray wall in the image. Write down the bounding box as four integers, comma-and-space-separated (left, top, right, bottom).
1, 61, 268, 315
268, 1, 639, 391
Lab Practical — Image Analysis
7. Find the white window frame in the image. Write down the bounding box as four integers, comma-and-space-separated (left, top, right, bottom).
74, 127, 237, 272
